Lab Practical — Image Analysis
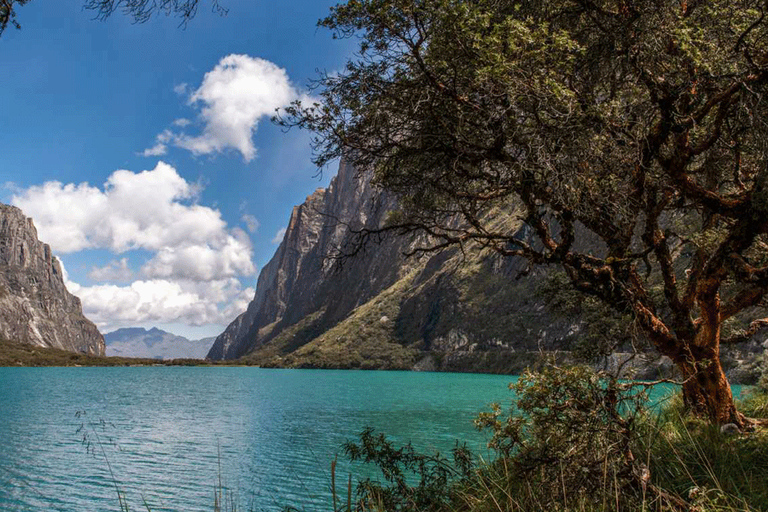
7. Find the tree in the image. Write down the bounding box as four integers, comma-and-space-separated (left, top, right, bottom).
0, 0, 30, 35
282, 0, 768, 426
0, 0, 225, 36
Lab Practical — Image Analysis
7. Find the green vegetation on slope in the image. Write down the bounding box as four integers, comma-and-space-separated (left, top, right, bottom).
245, 272, 422, 370
239, 236, 589, 373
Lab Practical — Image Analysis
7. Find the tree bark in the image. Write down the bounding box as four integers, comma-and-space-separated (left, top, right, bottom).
677, 348, 743, 426
673, 281, 743, 426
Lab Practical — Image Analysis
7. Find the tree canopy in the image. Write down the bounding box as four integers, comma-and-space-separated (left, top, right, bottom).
0, 0, 225, 36
283, 0, 768, 425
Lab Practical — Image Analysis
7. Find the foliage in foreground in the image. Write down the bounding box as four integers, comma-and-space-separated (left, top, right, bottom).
337, 366, 768, 512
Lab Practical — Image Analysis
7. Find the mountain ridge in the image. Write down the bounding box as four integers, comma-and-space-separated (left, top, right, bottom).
0, 203, 104, 355
105, 327, 213, 359
208, 161, 587, 371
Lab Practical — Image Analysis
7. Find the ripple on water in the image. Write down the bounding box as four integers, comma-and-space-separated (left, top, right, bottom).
0, 367, 694, 511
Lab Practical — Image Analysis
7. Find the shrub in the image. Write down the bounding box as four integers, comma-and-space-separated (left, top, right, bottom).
473, 365, 652, 510
339, 365, 768, 512
342, 428, 473, 512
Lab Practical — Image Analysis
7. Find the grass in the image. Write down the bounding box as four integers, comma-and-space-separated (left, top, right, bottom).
271, 271, 422, 370
640, 394, 768, 511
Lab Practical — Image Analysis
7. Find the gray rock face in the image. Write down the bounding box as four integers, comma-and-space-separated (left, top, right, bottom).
0, 204, 104, 355
208, 160, 407, 359
208, 160, 569, 364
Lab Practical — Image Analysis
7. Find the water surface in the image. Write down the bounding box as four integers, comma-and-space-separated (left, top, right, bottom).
0, 367, 522, 511
0, 367, 728, 511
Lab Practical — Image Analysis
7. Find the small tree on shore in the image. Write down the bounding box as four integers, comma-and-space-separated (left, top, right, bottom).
282, 0, 768, 426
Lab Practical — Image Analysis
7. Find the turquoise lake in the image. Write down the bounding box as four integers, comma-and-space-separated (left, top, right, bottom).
0, 367, 522, 511
0, 367, 696, 511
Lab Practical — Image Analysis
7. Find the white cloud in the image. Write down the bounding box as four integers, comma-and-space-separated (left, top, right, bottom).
241, 214, 260, 233
169, 54, 306, 162
172, 118, 191, 127
141, 143, 167, 157
141, 232, 254, 281
173, 83, 189, 95
17, 163, 259, 332
140, 129, 173, 157
11, 161, 256, 281
67, 278, 255, 331
89, 258, 133, 282
271, 226, 287, 244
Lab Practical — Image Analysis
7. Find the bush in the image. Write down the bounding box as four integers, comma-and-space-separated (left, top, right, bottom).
472, 365, 652, 511
338, 365, 768, 512
342, 428, 473, 512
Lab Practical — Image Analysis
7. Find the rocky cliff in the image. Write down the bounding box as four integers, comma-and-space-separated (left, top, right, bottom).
209, 162, 765, 381
207, 161, 587, 370
208, 160, 408, 360
0, 204, 104, 355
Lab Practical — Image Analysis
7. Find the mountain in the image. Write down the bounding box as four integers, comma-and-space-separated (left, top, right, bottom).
207, 160, 590, 373
0, 203, 104, 355
105, 327, 214, 359
208, 161, 768, 381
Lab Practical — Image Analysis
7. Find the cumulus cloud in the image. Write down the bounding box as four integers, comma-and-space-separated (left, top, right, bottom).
12, 161, 255, 281
172, 118, 191, 127
271, 227, 287, 244
141, 232, 254, 281
149, 54, 309, 162
173, 83, 189, 95
67, 278, 255, 331
17, 162, 258, 331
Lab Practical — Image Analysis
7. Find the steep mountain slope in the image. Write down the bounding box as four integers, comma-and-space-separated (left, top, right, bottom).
208, 160, 410, 360
0, 204, 104, 355
105, 327, 213, 359
209, 162, 768, 381
207, 161, 579, 370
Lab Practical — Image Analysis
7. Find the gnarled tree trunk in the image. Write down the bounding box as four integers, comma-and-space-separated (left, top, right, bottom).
670, 285, 743, 426
676, 348, 742, 426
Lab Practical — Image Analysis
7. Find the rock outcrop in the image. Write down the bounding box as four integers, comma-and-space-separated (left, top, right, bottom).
0, 204, 104, 355
208, 160, 579, 369
209, 162, 763, 382
208, 160, 408, 360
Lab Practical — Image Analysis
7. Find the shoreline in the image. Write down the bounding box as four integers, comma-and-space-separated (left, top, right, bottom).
2, 338, 762, 386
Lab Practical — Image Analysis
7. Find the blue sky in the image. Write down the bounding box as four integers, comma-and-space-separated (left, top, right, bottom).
1, 0, 355, 339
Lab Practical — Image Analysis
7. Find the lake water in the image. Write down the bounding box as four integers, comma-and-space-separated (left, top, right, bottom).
0, 367, 707, 512
0, 367, 527, 512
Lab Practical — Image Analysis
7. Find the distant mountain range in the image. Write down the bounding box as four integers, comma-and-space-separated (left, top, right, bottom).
105, 327, 213, 360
